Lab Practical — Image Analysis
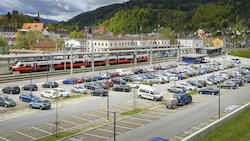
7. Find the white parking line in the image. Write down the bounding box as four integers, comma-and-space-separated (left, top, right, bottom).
15, 131, 36, 140
130, 116, 154, 122
72, 115, 91, 122
84, 132, 109, 139
0, 136, 10, 141
60, 119, 79, 126
119, 120, 143, 126
45, 122, 66, 130
31, 127, 51, 134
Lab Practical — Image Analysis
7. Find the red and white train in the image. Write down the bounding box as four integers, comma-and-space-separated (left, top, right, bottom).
12, 54, 148, 72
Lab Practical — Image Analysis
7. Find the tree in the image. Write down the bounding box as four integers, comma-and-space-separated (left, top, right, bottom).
69, 31, 83, 38
0, 36, 8, 54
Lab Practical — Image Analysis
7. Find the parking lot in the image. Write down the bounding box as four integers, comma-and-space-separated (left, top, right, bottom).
0, 56, 249, 140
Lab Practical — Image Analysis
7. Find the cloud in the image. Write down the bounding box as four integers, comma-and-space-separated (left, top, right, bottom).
0, 0, 129, 21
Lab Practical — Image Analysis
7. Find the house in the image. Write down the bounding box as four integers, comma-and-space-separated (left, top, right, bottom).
29, 40, 57, 52
0, 26, 17, 46
20, 23, 50, 37
212, 37, 224, 46
63, 39, 87, 52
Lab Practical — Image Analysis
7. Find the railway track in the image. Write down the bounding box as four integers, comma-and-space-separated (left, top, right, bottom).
0, 58, 175, 84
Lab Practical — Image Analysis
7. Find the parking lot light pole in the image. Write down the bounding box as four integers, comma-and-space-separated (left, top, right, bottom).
109, 111, 116, 141
218, 86, 221, 119
107, 93, 109, 120
70, 44, 73, 75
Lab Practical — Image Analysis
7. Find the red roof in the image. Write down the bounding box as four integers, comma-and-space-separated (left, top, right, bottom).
21, 23, 44, 31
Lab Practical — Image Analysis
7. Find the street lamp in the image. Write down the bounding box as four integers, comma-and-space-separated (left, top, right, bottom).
70, 43, 73, 75
109, 111, 116, 141
88, 27, 94, 73
107, 93, 109, 120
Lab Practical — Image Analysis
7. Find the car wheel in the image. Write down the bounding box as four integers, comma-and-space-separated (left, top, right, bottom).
39, 106, 43, 110
153, 98, 157, 101
138, 95, 142, 99
199, 92, 202, 94
4, 104, 8, 108
29, 105, 33, 109
41, 94, 44, 97
230, 86, 233, 89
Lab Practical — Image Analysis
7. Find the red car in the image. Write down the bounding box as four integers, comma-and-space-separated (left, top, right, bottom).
103, 80, 114, 87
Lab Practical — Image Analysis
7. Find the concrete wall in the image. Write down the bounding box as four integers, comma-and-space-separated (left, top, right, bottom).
182, 103, 250, 141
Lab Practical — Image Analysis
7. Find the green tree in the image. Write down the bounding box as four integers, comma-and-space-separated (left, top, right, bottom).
69, 31, 83, 38
0, 36, 8, 54
13, 30, 45, 49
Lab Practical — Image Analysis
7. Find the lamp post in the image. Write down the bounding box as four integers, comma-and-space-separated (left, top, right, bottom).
107, 93, 109, 120
109, 111, 116, 141
218, 85, 221, 119
70, 43, 73, 75
88, 27, 94, 73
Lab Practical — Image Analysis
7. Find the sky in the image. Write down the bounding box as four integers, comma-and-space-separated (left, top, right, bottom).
0, 0, 129, 22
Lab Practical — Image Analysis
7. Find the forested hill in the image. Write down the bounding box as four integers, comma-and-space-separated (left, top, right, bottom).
66, 0, 249, 34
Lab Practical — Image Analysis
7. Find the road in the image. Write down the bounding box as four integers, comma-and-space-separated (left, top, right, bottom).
109, 84, 250, 141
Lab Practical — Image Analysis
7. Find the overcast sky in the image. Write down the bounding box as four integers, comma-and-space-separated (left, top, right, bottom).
0, 0, 129, 22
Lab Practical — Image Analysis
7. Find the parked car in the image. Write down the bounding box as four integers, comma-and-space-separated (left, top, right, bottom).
94, 74, 103, 80
127, 81, 141, 89
111, 77, 126, 85
2, 85, 20, 94
173, 93, 192, 106
22, 84, 38, 91
218, 80, 237, 89
29, 99, 51, 110
84, 82, 102, 90
41, 90, 59, 99
229, 78, 244, 86
141, 79, 153, 86
62, 78, 77, 84
95, 82, 109, 89
103, 80, 114, 87
112, 85, 131, 92
42, 81, 58, 88
0, 95, 16, 108
90, 89, 108, 97
53, 88, 71, 97
137, 85, 163, 101
133, 68, 144, 74
81, 76, 92, 82
178, 83, 197, 91
71, 85, 87, 94
186, 80, 203, 88
19, 93, 40, 103
199, 87, 220, 95
167, 86, 185, 93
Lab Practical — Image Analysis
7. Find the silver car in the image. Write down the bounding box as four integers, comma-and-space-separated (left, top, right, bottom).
218, 80, 237, 89
71, 85, 87, 94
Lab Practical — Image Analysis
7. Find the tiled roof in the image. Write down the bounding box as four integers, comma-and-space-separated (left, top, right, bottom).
21, 23, 44, 31
0, 27, 17, 32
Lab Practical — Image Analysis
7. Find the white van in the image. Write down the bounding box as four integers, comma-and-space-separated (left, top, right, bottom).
137, 85, 163, 101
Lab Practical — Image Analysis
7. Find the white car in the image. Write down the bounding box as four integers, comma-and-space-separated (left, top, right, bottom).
53, 88, 71, 97
41, 90, 59, 99
127, 81, 141, 88
71, 85, 87, 94
178, 83, 197, 91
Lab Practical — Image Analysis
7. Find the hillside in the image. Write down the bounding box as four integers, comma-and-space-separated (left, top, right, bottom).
66, 0, 250, 34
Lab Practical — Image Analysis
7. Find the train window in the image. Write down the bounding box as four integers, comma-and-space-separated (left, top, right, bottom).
119, 58, 125, 60
75, 61, 83, 63
109, 59, 116, 61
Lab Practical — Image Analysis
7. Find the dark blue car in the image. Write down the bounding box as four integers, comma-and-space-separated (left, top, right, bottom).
62, 78, 77, 84
19, 93, 40, 103
199, 87, 220, 95
173, 93, 192, 106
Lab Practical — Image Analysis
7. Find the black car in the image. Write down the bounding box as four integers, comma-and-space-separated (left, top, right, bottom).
95, 82, 109, 89
42, 82, 59, 88
112, 85, 131, 92
0, 95, 16, 107
91, 89, 108, 96
2, 86, 20, 94
84, 82, 102, 90
122, 75, 134, 82
81, 76, 92, 82
22, 84, 38, 91
111, 77, 126, 85
134, 68, 144, 74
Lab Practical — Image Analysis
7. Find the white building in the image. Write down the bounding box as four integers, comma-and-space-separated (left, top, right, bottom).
178, 38, 204, 54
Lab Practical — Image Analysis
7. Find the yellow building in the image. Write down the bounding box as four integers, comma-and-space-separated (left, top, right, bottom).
212, 37, 223, 46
